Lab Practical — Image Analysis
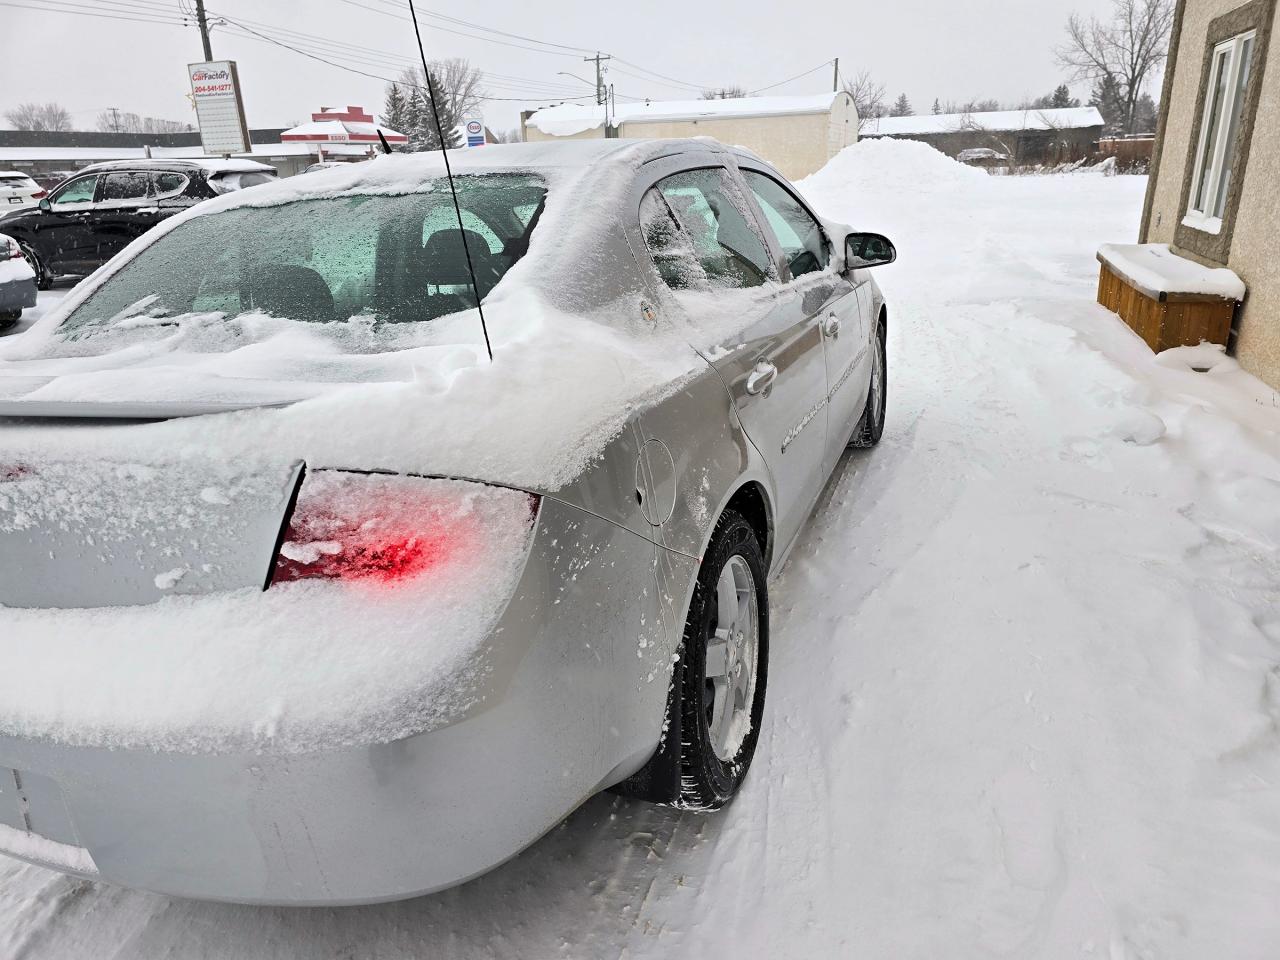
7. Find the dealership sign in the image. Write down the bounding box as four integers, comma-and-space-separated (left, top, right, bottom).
188, 60, 251, 155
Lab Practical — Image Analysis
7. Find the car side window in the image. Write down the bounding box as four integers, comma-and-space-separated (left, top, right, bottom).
49, 175, 99, 206
640, 167, 774, 291
100, 172, 151, 203
152, 173, 188, 199
742, 170, 829, 279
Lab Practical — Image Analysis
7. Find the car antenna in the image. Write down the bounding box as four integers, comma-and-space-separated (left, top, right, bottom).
376, 129, 393, 155
407, 0, 494, 363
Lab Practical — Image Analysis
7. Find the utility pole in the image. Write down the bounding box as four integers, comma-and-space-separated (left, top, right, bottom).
108, 106, 121, 133
584, 52, 611, 106
833, 57, 840, 93
195, 0, 214, 61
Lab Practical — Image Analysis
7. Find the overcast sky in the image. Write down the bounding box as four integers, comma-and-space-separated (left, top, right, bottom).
2, 0, 1124, 135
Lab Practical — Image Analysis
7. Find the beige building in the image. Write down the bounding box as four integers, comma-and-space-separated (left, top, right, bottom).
521, 92, 858, 181
1130, 0, 1280, 387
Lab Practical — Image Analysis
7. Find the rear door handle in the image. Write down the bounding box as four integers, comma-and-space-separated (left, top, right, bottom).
745, 360, 778, 396
822, 313, 841, 338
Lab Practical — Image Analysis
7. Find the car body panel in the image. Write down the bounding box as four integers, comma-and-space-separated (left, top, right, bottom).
0, 139, 886, 902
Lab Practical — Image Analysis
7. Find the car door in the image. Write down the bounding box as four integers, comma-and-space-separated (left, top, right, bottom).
152, 170, 202, 220
35, 172, 100, 272
93, 170, 157, 266
635, 163, 831, 555
740, 168, 869, 476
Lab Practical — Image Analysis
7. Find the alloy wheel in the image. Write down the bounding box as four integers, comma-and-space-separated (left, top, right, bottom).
704, 554, 760, 762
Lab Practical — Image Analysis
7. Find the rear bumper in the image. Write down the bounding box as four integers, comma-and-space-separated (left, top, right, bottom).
0, 498, 679, 903
0, 703, 596, 904
0, 276, 36, 313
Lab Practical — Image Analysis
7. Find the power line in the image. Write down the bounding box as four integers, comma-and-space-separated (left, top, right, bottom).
0, 0, 184, 25
749, 60, 834, 95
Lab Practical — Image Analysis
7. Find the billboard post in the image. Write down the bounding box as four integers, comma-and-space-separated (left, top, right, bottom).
187, 60, 251, 156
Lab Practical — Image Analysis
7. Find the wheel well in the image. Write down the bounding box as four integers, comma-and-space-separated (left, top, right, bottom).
723, 482, 772, 570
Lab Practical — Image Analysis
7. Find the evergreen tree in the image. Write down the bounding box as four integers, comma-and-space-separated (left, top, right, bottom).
1050, 83, 1079, 109
891, 93, 913, 117
403, 86, 428, 152
1133, 92, 1158, 134
931, 98, 942, 115
379, 83, 410, 150
1088, 74, 1126, 135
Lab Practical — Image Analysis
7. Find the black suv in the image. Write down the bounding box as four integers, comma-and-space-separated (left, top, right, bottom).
0, 159, 278, 288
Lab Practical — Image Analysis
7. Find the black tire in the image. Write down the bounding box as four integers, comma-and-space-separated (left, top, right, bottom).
18, 242, 51, 291
851, 315, 887, 448
672, 509, 769, 811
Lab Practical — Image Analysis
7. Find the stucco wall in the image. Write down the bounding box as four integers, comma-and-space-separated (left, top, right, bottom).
619, 112, 834, 180
1146, 0, 1280, 387
521, 95, 858, 181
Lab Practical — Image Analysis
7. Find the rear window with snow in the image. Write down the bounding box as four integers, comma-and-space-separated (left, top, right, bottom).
59, 174, 547, 339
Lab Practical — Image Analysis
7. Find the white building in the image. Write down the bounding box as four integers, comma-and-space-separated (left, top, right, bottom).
522, 91, 858, 180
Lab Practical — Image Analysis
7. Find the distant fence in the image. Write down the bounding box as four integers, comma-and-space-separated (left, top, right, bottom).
1095, 136, 1155, 171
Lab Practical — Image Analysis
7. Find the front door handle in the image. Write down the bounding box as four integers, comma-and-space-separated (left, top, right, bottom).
822, 313, 841, 338
745, 360, 778, 396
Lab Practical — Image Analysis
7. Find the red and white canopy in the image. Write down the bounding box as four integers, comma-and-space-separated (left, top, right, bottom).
280, 106, 407, 144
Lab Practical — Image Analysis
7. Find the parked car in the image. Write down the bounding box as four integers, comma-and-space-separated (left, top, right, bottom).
0, 139, 894, 904
0, 170, 46, 212
0, 159, 278, 289
0, 232, 37, 329
957, 147, 1011, 168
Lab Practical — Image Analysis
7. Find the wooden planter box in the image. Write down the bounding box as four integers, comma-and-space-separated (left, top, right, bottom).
1096, 247, 1241, 353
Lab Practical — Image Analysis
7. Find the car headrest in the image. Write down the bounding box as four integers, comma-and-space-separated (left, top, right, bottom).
423, 229, 496, 289
251, 264, 335, 324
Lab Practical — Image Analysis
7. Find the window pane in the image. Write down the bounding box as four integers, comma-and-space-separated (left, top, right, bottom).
1193, 47, 1232, 213
101, 172, 150, 202
153, 173, 188, 197
742, 171, 829, 278
59, 174, 548, 339
649, 168, 772, 289
50, 175, 98, 205
1214, 35, 1254, 218
640, 188, 705, 290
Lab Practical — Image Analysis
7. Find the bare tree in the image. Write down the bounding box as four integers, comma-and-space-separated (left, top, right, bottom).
1056, 0, 1175, 135
842, 70, 886, 130
97, 111, 192, 134
398, 59, 485, 149
490, 128, 522, 143
5, 102, 73, 131
702, 86, 747, 100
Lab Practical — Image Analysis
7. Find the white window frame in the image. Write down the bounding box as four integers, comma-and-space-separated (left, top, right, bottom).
1184, 30, 1257, 235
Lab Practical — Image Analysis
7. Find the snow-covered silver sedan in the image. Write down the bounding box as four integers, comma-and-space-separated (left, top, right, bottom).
0, 139, 893, 904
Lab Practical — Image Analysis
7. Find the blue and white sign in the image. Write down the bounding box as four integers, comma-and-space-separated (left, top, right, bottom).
465, 119, 485, 147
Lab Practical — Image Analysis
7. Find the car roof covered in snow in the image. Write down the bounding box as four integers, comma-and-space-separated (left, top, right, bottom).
76, 158, 277, 175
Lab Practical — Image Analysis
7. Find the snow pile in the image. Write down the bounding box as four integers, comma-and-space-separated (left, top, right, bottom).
801, 136, 989, 205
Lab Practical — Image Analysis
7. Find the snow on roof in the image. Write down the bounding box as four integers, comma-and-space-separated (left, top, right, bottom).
0, 143, 375, 164
528, 91, 851, 137
282, 106, 406, 143
79, 157, 276, 174
861, 106, 1105, 137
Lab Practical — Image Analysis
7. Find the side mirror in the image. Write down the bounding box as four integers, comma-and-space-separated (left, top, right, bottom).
38, 198, 51, 212
845, 232, 896, 270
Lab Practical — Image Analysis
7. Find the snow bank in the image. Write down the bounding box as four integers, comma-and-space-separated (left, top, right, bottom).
799, 137, 989, 205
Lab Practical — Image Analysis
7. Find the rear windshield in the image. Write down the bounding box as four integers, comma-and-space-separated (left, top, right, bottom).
60, 174, 547, 339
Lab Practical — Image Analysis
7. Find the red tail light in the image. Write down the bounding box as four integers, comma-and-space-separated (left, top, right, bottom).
3, 239, 20, 260
31, 190, 47, 200
270, 471, 539, 588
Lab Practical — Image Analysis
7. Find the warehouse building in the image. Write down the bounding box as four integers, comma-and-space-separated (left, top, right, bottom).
521, 91, 858, 180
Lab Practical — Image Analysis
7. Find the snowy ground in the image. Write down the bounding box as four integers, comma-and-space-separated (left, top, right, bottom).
4, 143, 1280, 958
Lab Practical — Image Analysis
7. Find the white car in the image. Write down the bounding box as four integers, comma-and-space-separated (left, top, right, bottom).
0, 171, 46, 212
